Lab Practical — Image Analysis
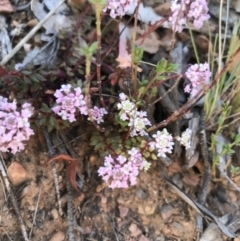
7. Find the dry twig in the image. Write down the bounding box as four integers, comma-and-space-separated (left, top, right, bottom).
42, 128, 63, 216
52, 133, 75, 241
195, 110, 211, 237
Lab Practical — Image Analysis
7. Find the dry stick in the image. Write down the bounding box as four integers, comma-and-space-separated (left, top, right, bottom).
147, 47, 240, 133
85, 53, 105, 132
95, 5, 105, 108
131, 0, 141, 98
0, 0, 66, 66
29, 187, 42, 240
195, 110, 211, 239
42, 128, 63, 216
52, 133, 75, 241
149, 76, 181, 106
107, 213, 120, 241
0, 152, 29, 241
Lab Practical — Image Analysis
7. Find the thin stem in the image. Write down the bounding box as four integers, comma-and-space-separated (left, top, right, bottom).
85, 55, 105, 132
218, 0, 223, 74
95, 4, 106, 108
188, 26, 200, 64
131, 0, 141, 98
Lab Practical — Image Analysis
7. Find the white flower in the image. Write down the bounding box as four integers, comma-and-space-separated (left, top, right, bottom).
177, 128, 192, 149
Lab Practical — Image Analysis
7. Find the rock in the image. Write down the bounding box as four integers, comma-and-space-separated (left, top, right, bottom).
51, 208, 59, 220
7, 162, 28, 186
160, 204, 176, 221
129, 223, 142, 237
135, 189, 148, 200
49, 231, 65, 241
138, 203, 157, 215
118, 205, 129, 218
199, 223, 222, 241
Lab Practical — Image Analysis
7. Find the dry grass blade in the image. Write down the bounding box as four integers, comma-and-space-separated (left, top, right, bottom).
28, 187, 42, 240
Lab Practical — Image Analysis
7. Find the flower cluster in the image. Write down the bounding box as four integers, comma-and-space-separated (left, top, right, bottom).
176, 128, 192, 149
117, 93, 151, 137
88, 106, 108, 124
52, 84, 87, 122
184, 63, 211, 97
149, 129, 174, 158
52, 84, 107, 124
98, 148, 150, 188
0, 96, 34, 154
103, 0, 137, 18
170, 0, 210, 32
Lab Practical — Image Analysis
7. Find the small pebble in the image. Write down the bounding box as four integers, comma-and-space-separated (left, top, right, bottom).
51, 208, 59, 220
160, 204, 176, 221
49, 231, 65, 241
135, 189, 148, 200
7, 162, 28, 186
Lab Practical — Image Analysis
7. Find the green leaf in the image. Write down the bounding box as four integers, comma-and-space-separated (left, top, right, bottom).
90, 138, 99, 146
22, 70, 32, 75
47, 123, 54, 132
39, 117, 46, 125
217, 116, 224, 126
151, 153, 157, 160
50, 116, 55, 126
89, 42, 98, 53
234, 133, 240, 144
29, 75, 39, 82
32, 82, 40, 91
143, 151, 150, 158
62, 119, 70, 127
95, 142, 104, 151
42, 103, 50, 112
23, 76, 32, 84
35, 73, 46, 81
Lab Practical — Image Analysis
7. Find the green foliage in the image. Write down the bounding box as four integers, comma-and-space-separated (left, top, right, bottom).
133, 46, 144, 65
88, 0, 107, 9
79, 41, 98, 57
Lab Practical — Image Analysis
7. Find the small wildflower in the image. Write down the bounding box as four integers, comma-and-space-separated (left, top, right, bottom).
0, 96, 34, 154
98, 148, 148, 189
103, 0, 138, 18
150, 129, 174, 157
15, 63, 24, 71
52, 84, 87, 122
184, 63, 211, 97
170, 0, 210, 32
88, 106, 108, 124
117, 94, 151, 136
177, 128, 192, 149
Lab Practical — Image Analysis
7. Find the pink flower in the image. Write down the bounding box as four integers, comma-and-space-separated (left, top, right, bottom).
98, 148, 151, 189
88, 106, 108, 124
0, 97, 34, 154
184, 63, 211, 97
52, 84, 87, 122
170, 0, 210, 32
103, 0, 137, 18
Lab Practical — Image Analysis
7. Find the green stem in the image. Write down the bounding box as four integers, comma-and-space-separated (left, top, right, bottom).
188, 26, 200, 64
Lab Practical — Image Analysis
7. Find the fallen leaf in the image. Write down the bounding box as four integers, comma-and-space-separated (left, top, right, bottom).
47, 154, 80, 191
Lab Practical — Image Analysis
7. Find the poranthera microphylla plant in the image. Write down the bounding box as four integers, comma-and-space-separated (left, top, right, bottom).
0, 0, 214, 189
